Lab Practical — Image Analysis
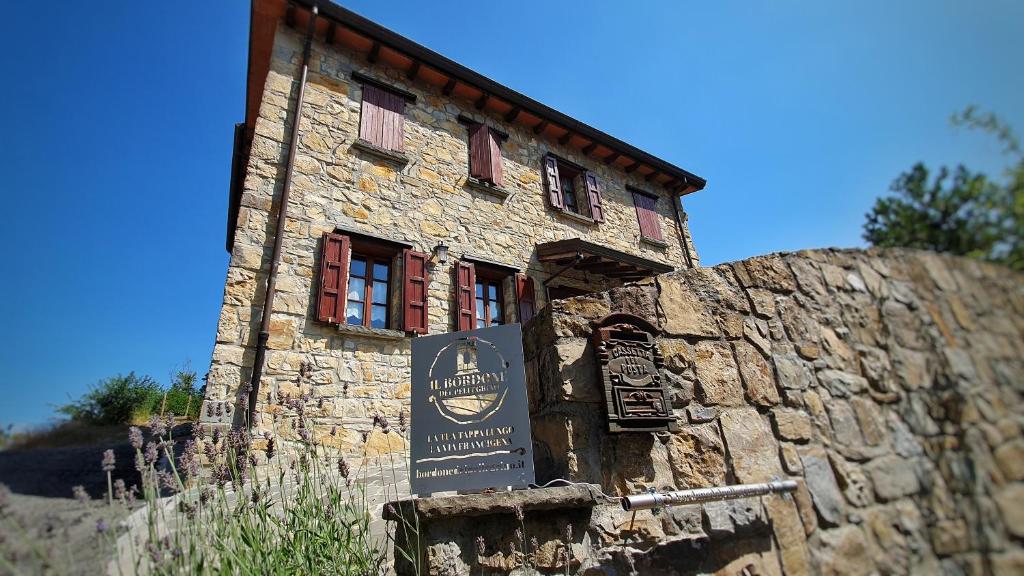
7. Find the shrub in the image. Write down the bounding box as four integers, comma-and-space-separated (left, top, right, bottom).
58, 373, 163, 425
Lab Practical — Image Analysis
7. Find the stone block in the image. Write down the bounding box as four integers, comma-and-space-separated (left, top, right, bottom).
772, 408, 813, 443
733, 340, 780, 406
731, 255, 798, 293
994, 483, 1024, 538
719, 408, 781, 483
656, 275, 719, 337
815, 525, 875, 576
995, 439, 1024, 482
693, 341, 745, 406
764, 496, 811, 575
773, 353, 814, 390
747, 288, 776, 318
666, 423, 726, 488
799, 449, 845, 527
866, 455, 920, 501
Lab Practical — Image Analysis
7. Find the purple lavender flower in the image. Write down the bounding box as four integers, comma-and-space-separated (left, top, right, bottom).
165, 413, 175, 435
531, 536, 539, 553
337, 457, 350, 479
113, 479, 127, 501
330, 425, 337, 437
144, 442, 159, 464
513, 504, 524, 522
128, 426, 144, 450
149, 414, 167, 438
101, 449, 116, 472
95, 519, 109, 534
515, 528, 524, 543
72, 485, 91, 504
398, 409, 407, 433
476, 535, 486, 556
373, 413, 391, 434
265, 437, 276, 460
157, 470, 177, 492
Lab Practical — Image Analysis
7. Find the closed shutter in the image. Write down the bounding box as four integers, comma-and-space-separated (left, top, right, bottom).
359, 84, 405, 152
456, 261, 477, 331
543, 155, 563, 209
632, 191, 664, 241
402, 249, 429, 333
317, 232, 351, 323
584, 171, 605, 222
515, 273, 536, 325
469, 124, 504, 186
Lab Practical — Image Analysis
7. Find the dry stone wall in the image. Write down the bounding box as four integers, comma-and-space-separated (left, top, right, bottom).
203, 23, 698, 455
524, 248, 1024, 575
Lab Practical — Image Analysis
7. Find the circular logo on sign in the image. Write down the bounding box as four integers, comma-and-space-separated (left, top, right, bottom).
427, 338, 510, 424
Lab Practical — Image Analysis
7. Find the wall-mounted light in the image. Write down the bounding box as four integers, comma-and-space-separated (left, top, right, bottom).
433, 240, 449, 265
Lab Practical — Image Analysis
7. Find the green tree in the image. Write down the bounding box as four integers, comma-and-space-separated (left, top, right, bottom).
864, 107, 1023, 270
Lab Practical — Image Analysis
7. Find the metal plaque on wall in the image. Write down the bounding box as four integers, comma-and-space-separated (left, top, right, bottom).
591, 313, 680, 433
410, 323, 535, 495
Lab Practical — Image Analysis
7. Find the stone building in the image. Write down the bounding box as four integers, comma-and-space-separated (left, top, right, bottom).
202, 0, 707, 452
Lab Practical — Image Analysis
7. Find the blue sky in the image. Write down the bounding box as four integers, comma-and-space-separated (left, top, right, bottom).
1, 1, 1021, 427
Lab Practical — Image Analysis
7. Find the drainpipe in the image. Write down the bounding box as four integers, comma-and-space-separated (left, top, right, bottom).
671, 192, 695, 269
247, 4, 319, 430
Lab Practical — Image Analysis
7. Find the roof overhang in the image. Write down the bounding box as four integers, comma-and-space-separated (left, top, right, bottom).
537, 239, 674, 282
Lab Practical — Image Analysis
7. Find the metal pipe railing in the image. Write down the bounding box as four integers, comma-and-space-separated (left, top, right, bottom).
620, 480, 798, 511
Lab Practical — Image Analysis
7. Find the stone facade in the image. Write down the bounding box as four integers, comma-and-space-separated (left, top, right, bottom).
203, 22, 699, 455
519, 248, 1024, 575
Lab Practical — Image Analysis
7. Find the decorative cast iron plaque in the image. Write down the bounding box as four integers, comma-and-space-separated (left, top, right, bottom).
410, 323, 535, 494
591, 314, 679, 433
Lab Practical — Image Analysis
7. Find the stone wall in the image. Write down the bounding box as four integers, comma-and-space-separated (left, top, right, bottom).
524, 248, 1023, 575
203, 22, 699, 454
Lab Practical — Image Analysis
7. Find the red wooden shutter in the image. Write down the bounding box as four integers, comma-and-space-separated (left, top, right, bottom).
487, 128, 503, 187
469, 123, 492, 182
402, 249, 429, 333
359, 84, 384, 147
456, 261, 477, 331
318, 232, 350, 323
584, 171, 605, 222
515, 273, 536, 325
543, 155, 563, 209
632, 191, 664, 241
359, 85, 405, 151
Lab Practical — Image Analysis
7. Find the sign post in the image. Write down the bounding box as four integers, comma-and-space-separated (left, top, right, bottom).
409, 323, 535, 495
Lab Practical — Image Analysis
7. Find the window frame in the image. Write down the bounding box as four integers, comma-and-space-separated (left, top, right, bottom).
474, 275, 505, 329
630, 188, 665, 242
344, 253, 393, 330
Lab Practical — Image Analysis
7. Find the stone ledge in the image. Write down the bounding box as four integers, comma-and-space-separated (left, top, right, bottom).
464, 177, 510, 200
640, 236, 669, 249
383, 484, 602, 521
335, 323, 407, 341
350, 139, 410, 165
555, 209, 597, 226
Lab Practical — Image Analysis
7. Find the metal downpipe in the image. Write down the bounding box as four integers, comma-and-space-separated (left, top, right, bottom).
247, 4, 319, 431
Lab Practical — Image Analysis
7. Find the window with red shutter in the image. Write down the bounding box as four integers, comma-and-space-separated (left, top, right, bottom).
455, 261, 477, 331
584, 171, 605, 222
632, 190, 664, 242
467, 122, 505, 187
543, 155, 563, 210
359, 84, 406, 152
402, 249, 429, 334
317, 232, 351, 323
515, 273, 536, 324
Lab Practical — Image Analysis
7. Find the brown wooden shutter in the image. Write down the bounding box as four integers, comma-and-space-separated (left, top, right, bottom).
456, 261, 477, 331
468, 123, 492, 182
543, 155, 563, 209
515, 273, 536, 325
632, 191, 664, 241
359, 84, 384, 146
402, 249, 429, 333
359, 85, 405, 151
317, 232, 350, 323
487, 128, 503, 187
584, 171, 605, 222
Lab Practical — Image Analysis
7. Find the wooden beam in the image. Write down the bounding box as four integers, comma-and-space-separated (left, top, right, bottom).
603, 152, 620, 165
558, 130, 573, 145
625, 161, 641, 173
324, 21, 336, 44
442, 78, 457, 96
406, 60, 420, 80
475, 92, 489, 110
645, 170, 661, 182
582, 142, 597, 155
285, 5, 296, 27
367, 41, 380, 64
533, 120, 548, 135
504, 107, 521, 122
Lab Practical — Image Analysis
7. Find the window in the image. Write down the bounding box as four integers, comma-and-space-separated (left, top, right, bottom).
455, 260, 535, 331
467, 122, 504, 187
631, 190, 664, 242
345, 256, 390, 329
358, 83, 407, 152
543, 154, 605, 222
475, 278, 504, 328
316, 232, 429, 334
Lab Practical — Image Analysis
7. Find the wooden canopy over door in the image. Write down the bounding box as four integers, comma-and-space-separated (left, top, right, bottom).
536, 238, 674, 283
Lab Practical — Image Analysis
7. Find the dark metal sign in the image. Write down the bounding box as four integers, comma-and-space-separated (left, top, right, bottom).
410, 323, 535, 494
592, 314, 680, 433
